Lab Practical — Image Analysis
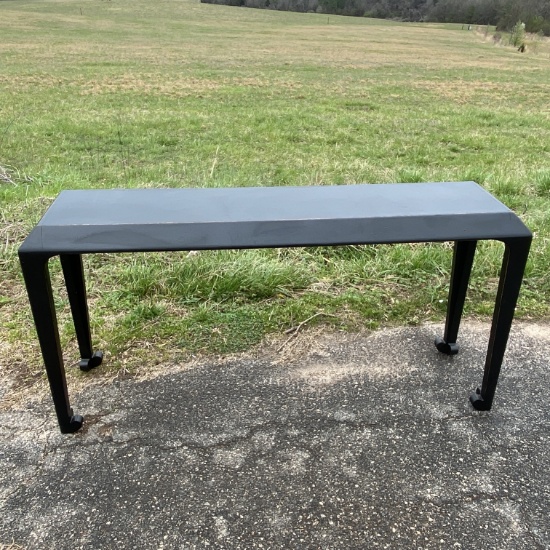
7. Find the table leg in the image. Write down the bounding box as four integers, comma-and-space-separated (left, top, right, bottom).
435, 240, 477, 355
19, 253, 83, 433
470, 237, 532, 410
60, 254, 103, 372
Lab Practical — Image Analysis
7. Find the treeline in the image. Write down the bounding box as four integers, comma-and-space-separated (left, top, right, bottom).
200, 0, 550, 35
427, 0, 550, 34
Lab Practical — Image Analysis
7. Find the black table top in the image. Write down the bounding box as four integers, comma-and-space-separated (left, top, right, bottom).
20, 182, 531, 254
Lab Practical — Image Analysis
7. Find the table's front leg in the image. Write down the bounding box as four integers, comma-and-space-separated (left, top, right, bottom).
435, 240, 477, 355
470, 237, 532, 410
60, 254, 103, 372
19, 253, 83, 433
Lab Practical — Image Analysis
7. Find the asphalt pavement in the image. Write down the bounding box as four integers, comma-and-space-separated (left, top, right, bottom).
1, 321, 549, 549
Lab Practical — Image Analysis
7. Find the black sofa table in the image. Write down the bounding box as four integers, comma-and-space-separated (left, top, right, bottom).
19, 182, 532, 433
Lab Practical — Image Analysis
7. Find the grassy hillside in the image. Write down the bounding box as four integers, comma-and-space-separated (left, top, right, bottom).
1, 0, 549, 384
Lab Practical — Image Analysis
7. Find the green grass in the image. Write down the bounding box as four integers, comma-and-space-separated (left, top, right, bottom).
1, 0, 550, 378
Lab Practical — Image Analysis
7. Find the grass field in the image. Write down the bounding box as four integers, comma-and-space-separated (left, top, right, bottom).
1, 0, 550, 392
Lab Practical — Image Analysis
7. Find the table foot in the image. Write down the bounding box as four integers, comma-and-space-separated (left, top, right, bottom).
469, 388, 491, 411
79, 351, 103, 372
434, 337, 459, 355
61, 414, 84, 434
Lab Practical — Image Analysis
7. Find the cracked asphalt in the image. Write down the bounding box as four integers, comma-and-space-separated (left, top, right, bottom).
1, 322, 550, 549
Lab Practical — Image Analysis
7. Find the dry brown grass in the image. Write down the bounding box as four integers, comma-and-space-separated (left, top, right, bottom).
2, 4, 549, 76
411, 79, 513, 104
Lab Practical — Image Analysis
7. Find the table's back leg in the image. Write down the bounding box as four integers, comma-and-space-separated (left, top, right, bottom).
19, 253, 83, 433
470, 237, 532, 410
435, 240, 477, 355
60, 254, 103, 372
